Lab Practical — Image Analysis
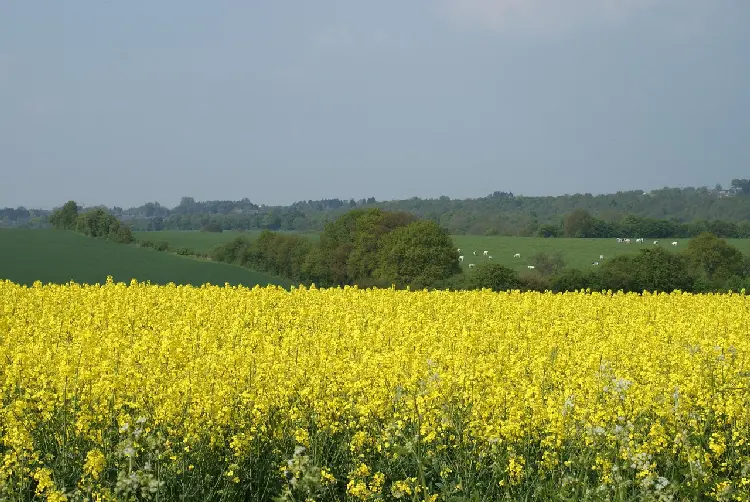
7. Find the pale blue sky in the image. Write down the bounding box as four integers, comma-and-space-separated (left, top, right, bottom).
1, 1, 748, 209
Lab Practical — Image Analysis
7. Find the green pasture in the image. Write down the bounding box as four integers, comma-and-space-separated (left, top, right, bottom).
133, 230, 318, 254
451, 236, 750, 273
0, 229, 291, 287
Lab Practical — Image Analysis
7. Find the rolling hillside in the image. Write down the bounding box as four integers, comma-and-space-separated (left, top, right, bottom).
0, 229, 291, 287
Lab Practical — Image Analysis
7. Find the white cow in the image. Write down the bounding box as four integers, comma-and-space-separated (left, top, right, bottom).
473, 251, 477, 256
624, 238, 631, 244
458, 255, 464, 262
599, 254, 604, 260
457, 248, 461, 253
527, 265, 535, 269
488, 256, 492, 260
513, 253, 521, 258
592, 261, 600, 266
468, 263, 476, 269
672, 241, 678, 246
617, 238, 623, 243
636, 238, 644, 243
483, 250, 488, 256
653, 240, 659, 245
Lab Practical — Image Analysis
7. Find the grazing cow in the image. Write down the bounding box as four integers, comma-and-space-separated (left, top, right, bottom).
599, 254, 604, 260
624, 238, 631, 244
514, 253, 521, 258
473, 251, 477, 256
488, 256, 492, 260
617, 238, 623, 243
527, 265, 535, 269
636, 238, 644, 243
592, 261, 600, 266
458, 255, 464, 262
654, 240, 659, 245
483, 250, 488, 256
672, 241, 678, 246
457, 248, 461, 253
468, 263, 476, 269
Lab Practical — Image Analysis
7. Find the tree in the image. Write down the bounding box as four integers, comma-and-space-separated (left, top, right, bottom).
551, 269, 594, 293
684, 232, 745, 282
563, 209, 596, 238
631, 247, 694, 292
530, 251, 566, 276
731, 179, 750, 196
467, 264, 520, 292
316, 208, 416, 286
49, 200, 79, 229
375, 220, 459, 287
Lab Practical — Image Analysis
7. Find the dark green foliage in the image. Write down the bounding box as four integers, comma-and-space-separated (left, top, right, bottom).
630, 247, 695, 292
537, 224, 562, 238
594, 248, 694, 293
530, 251, 566, 276
374, 220, 460, 288
154, 241, 170, 252
466, 264, 521, 292
50, 201, 134, 244
551, 269, 595, 293
518, 271, 551, 292
48, 200, 79, 230
201, 222, 223, 233
243, 230, 315, 282
685, 232, 746, 282
316, 208, 417, 286
209, 237, 252, 264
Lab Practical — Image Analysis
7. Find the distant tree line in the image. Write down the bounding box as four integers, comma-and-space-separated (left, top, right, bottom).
6, 181, 750, 234
49, 201, 134, 244
115, 183, 750, 237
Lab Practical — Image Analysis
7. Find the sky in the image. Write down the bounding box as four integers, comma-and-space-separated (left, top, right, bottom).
1, 1, 749, 209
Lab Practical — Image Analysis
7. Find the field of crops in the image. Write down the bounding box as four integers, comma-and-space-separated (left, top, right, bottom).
2, 281, 749, 501
0, 229, 290, 288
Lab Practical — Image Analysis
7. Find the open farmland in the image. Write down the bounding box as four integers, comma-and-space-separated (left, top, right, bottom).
452, 235, 750, 272
133, 230, 319, 254
0, 229, 291, 287
2, 282, 750, 500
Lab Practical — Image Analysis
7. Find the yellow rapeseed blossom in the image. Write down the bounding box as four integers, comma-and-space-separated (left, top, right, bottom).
2, 279, 750, 500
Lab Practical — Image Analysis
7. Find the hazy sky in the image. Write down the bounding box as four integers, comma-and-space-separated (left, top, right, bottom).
1, 1, 748, 209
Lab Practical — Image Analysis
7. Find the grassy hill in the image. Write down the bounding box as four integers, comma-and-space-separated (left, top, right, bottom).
0, 229, 292, 287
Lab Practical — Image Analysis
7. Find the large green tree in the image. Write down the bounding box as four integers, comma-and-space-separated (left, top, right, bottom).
375, 220, 459, 287
467, 264, 520, 292
48, 200, 79, 229
684, 232, 745, 282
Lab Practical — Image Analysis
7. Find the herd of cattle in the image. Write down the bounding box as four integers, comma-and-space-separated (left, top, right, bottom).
457, 239, 679, 271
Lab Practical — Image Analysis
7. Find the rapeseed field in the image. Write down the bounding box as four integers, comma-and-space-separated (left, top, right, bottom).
1, 279, 749, 501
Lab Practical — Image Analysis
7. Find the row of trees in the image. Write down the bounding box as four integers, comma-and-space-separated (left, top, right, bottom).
124, 207, 750, 240
559, 210, 750, 239
113, 184, 750, 236
208, 209, 460, 289
204, 207, 750, 294
49, 201, 134, 243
